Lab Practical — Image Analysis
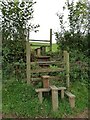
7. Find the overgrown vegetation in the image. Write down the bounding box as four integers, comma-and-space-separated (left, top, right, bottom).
1, 0, 39, 79
1, 0, 89, 118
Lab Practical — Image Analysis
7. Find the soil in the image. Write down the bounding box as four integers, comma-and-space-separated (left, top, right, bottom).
66, 109, 88, 118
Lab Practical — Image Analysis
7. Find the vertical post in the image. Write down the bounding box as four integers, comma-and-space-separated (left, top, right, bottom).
26, 28, 31, 84
52, 89, 58, 111
63, 51, 70, 88
61, 89, 64, 99
37, 48, 41, 56
38, 92, 43, 104
50, 29, 52, 52
40, 46, 46, 55
42, 75, 50, 88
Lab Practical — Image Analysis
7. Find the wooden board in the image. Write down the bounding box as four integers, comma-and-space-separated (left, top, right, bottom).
35, 88, 50, 92
31, 68, 64, 73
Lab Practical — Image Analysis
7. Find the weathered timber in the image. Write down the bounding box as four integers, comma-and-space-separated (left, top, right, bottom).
50, 29, 52, 51
30, 39, 50, 42
35, 88, 50, 103
35, 88, 50, 92
50, 85, 58, 111
41, 75, 50, 88
31, 76, 62, 81
65, 91, 75, 108
30, 44, 50, 47
40, 46, 46, 55
58, 87, 66, 99
36, 48, 41, 56
31, 61, 64, 65
63, 51, 70, 88
31, 68, 64, 73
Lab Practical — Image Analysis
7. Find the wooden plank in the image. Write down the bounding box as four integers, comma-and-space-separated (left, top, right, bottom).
30, 39, 50, 42
30, 44, 50, 47
35, 88, 50, 92
31, 61, 64, 65
50, 85, 58, 90
65, 91, 75, 108
31, 68, 64, 73
65, 91, 75, 98
58, 87, 66, 90
31, 76, 62, 81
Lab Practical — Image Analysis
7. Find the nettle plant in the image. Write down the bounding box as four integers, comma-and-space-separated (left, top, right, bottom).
1, 0, 39, 79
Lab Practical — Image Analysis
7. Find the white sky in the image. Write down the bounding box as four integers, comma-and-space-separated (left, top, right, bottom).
30, 0, 67, 43
30, 0, 79, 43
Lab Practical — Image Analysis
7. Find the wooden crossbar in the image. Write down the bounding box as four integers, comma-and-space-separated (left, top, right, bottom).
30, 39, 50, 42
31, 68, 64, 73
65, 91, 75, 98
35, 88, 50, 92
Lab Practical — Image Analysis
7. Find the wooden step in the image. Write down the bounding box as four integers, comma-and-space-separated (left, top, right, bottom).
65, 91, 75, 98
50, 85, 58, 90
65, 91, 75, 108
35, 88, 50, 104
31, 68, 64, 73
35, 88, 50, 92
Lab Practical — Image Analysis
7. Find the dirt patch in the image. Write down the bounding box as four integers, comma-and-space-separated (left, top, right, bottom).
66, 109, 88, 118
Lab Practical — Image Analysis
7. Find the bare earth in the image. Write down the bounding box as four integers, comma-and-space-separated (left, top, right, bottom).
66, 109, 88, 118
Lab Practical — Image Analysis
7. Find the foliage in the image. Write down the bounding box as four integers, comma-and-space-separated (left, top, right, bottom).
55, 0, 89, 54
1, 0, 39, 79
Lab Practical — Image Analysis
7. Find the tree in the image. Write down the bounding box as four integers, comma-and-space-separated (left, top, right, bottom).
55, 0, 88, 53
1, 0, 39, 78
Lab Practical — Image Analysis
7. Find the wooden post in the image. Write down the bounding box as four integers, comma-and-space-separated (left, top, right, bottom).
40, 46, 46, 55
61, 89, 64, 99
26, 28, 31, 84
69, 97, 75, 108
42, 75, 50, 88
50, 29, 52, 52
38, 92, 43, 104
50, 86, 58, 111
63, 51, 70, 88
37, 48, 41, 56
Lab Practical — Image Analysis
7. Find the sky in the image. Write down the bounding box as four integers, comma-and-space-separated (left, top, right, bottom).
30, 0, 67, 43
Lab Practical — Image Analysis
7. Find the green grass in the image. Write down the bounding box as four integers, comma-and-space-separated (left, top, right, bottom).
30, 42, 58, 52
2, 79, 88, 118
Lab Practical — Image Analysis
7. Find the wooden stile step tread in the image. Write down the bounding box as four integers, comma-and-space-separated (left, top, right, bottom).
65, 91, 75, 98
31, 68, 64, 73
50, 85, 58, 90
58, 87, 66, 90
35, 88, 50, 92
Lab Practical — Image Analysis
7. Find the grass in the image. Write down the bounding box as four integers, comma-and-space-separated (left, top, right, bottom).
30, 42, 58, 52
2, 79, 88, 118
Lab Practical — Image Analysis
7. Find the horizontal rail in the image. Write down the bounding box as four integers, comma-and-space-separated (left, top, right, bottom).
30, 44, 50, 47
31, 61, 64, 65
30, 39, 50, 42
31, 76, 62, 81
31, 68, 64, 73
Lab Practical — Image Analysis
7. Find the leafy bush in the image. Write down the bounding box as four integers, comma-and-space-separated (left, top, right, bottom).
1, 0, 39, 79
